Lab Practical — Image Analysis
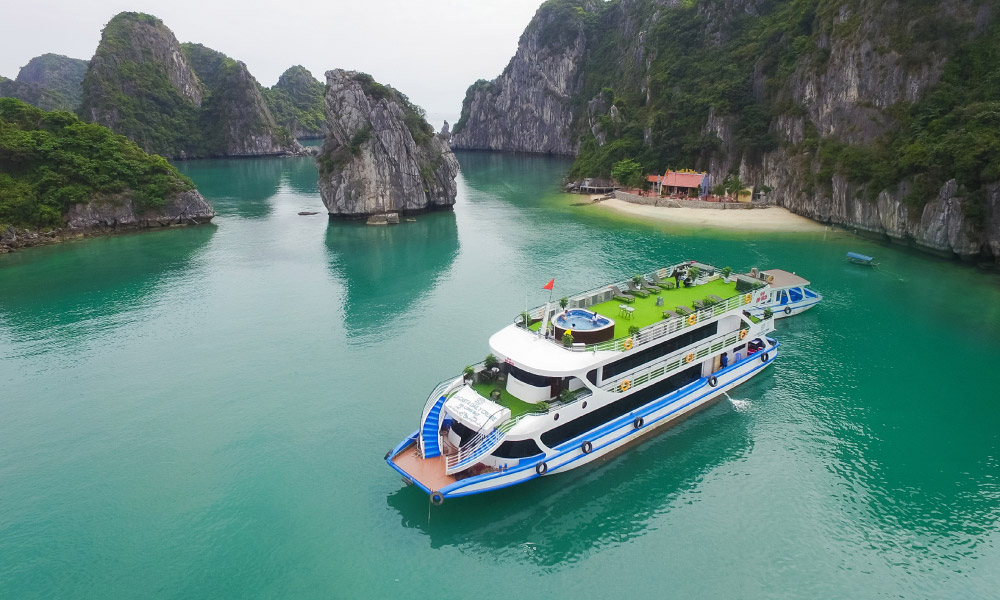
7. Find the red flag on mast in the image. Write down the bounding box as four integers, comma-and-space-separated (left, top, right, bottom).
542, 279, 555, 291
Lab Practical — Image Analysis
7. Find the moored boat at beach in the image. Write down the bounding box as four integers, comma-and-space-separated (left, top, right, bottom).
386, 261, 780, 503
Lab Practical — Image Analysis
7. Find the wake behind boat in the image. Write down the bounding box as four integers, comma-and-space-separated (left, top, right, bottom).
386, 261, 780, 503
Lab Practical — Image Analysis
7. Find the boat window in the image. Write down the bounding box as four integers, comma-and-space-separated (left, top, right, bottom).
804, 288, 818, 298
540, 364, 702, 448
778, 291, 788, 305
602, 321, 718, 380
789, 287, 803, 302
508, 364, 550, 387
587, 369, 598, 385
492, 438, 543, 459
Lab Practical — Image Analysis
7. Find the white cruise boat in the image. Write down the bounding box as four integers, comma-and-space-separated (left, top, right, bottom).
386, 261, 779, 504
743, 268, 822, 319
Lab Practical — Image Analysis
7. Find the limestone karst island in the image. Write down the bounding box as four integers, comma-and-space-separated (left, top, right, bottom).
2, 2, 1000, 598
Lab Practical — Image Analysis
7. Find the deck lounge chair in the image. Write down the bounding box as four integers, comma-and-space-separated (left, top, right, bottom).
692, 300, 705, 310
610, 285, 634, 304
708, 294, 724, 303
662, 310, 680, 319
626, 281, 650, 298
675, 305, 693, 315
640, 279, 661, 293
651, 272, 675, 290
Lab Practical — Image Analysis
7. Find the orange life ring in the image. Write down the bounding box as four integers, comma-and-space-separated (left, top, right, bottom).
744, 293, 752, 304
623, 338, 634, 350
620, 379, 632, 392
687, 313, 697, 326
739, 329, 748, 340
685, 353, 695, 363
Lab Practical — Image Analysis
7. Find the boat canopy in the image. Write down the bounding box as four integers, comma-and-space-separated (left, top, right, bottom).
846, 252, 875, 262
760, 269, 810, 288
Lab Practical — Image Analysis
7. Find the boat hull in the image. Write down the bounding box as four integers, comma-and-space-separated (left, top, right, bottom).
749, 296, 821, 319
387, 342, 780, 500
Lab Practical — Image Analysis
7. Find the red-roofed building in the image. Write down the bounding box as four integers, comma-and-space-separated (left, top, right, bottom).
647, 170, 710, 197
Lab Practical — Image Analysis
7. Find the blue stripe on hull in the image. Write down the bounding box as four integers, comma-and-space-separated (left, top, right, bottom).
388, 343, 780, 499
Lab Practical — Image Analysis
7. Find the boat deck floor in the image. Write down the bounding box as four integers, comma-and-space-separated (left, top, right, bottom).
392, 442, 457, 491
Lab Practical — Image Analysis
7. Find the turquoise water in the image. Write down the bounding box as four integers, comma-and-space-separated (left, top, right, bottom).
2, 152, 1000, 598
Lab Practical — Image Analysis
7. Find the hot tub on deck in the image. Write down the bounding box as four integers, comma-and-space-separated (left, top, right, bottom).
553, 309, 616, 344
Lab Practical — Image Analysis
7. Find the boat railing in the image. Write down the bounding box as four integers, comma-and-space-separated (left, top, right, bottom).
496, 388, 594, 432
521, 289, 753, 354
599, 329, 745, 394
444, 404, 509, 473
419, 374, 464, 428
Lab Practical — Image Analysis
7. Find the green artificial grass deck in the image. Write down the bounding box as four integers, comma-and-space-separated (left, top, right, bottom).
590, 278, 738, 338
471, 381, 539, 418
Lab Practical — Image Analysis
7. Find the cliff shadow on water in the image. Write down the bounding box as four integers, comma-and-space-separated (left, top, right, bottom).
324, 213, 459, 342
455, 151, 573, 202
175, 157, 316, 219
0, 225, 215, 347
386, 399, 754, 567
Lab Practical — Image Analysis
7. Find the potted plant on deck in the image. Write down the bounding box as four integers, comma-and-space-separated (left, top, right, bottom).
562, 331, 574, 347
721, 266, 732, 282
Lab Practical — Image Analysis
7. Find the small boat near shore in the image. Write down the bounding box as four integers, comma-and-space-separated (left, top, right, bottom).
846, 251, 877, 266
386, 261, 780, 503
744, 267, 822, 319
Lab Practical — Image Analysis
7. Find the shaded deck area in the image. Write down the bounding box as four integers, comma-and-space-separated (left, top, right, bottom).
392, 442, 456, 491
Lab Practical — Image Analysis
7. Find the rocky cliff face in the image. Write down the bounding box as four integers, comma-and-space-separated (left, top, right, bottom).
317, 70, 459, 218
450, 1, 599, 154
455, 0, 1000, 262
78, 12, 299, 158
182, 44, 302, 157
264, 66, 327, 139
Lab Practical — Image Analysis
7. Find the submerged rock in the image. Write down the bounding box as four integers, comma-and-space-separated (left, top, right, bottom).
317, 69, 459, 218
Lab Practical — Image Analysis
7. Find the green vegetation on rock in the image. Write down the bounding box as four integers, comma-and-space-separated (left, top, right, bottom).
13, 53, 89, 111
350, 72, 434, 146
264, 66, 326, 138
0, 98, 194, 228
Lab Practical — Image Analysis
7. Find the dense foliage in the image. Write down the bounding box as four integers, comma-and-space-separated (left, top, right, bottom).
0, 98, 194, 229
264, 66, 326, 138
560, 0, 996, 217
79, 12, 204, 157
13, 53, 89, 110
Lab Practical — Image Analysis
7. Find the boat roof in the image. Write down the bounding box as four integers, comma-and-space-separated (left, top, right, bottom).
489, 325, 614, 376
846, 252, 874, 261
761, 269, 810, 288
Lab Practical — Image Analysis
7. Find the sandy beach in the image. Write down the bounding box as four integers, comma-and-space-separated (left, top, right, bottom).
595, 197, 827, 232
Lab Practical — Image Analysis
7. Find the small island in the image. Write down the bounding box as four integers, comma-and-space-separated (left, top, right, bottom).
317, 70, 459, 220
0, 98, 214, 253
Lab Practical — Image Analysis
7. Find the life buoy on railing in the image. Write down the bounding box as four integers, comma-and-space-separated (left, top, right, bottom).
761, 352, 769, 362
708, 375, 718, 387
744, 293, 752, 304
739, 329, 748, 340
784, 306, 792, 315
623, 338, 634, 351
536, 461, 548, 475
620, 379, 632, 392
430, 492, 444, 506
687, 313, 697, 326
581, 441, 593, 454
633, 416, 644, 429
685, 353, 695, 364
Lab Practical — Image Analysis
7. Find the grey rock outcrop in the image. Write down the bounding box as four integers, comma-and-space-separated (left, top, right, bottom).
64, 189, 215, 229
317, 69, 459, 218
450, 1, 598, 155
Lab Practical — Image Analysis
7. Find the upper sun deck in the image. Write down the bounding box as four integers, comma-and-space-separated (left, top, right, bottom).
514, 261, 767, 360
759, 269, 811, 289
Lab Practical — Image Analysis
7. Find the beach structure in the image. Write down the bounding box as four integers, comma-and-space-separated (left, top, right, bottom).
647, 170, 710, 198
743, 268, 822, 319
386, 261, 779, 503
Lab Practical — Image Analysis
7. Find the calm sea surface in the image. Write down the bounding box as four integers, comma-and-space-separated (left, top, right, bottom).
2, 152, 999, 598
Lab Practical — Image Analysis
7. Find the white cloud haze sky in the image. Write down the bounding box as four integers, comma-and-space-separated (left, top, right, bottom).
1, 0, 545, 125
